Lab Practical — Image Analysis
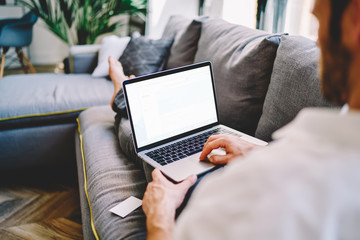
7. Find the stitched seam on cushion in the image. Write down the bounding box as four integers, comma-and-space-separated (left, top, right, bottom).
0, 108, 88, 122
76, 118, 100, 240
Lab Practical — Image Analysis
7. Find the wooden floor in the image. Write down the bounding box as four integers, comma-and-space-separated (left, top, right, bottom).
0, 165, 83, 240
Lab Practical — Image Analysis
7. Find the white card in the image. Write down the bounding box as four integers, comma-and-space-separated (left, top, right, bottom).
109, 196, 143, 218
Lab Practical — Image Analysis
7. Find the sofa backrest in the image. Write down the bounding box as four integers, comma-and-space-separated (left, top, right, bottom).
162, 15, 208, 70
193, 18, 282, 135
255, 35, 336, 141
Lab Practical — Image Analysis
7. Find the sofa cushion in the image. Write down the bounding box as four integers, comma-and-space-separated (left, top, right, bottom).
91, 35, 131, 78
119, 36, 173, 76
76, 106, 147, 239
255, 35, 335, 142
0, 73, 113, 130
69, 44, 101, 73
194, 19, 282, 135
162, 15, 207, 69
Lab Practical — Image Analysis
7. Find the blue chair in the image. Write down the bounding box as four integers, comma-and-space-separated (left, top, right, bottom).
0, 11, 38, 78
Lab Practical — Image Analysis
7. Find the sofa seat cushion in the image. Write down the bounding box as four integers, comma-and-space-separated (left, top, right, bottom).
255, 35, 335, 142
75, 106, 147, 239
194, 19, 282, 135
0, 73, 113, 130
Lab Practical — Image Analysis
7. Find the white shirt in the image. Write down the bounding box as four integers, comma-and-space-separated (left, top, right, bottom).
174, 108, 360, 240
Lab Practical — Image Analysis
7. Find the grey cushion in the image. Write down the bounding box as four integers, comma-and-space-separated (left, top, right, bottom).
162, 15, 208, 69
0, 73, 113, 129
0, 123, 76, 168
194, 19, 282, 135
255, 35, 335, 142
119, 36, 173, 76
0, 73, 113, 168
76, 106, 147, 239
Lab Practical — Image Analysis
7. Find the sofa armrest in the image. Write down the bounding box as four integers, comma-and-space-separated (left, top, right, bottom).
66, 44, 101, 74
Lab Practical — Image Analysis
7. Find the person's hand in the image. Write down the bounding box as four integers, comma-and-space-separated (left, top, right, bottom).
199, 134, 262, 165
142, 169, 197, 239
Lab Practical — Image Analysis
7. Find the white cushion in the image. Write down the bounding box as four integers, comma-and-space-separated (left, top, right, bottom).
91, 35, 131, 78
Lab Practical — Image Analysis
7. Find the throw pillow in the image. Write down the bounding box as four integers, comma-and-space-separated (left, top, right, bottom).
91, 35, 131, 78
194, 18, 282, 136
162, 15, 208, 69
119, 36, 173, 76
255, 35, 335, 142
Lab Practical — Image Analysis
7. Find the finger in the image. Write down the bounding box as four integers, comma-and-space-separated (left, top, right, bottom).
129, 75, 136, 79
200, 138, 227, 160
152, 168, 172, 184
151, 168, 162, 182
201, 134, 228, 159
202, 134, 221, 149
208, 154, 231, 165
179, 174, 197, 189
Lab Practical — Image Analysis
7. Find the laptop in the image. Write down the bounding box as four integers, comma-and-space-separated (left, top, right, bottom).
123, 61, 267, 182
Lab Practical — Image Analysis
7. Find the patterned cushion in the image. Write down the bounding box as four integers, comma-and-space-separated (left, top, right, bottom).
255, 35, 335, 142
119, 36, 174, 76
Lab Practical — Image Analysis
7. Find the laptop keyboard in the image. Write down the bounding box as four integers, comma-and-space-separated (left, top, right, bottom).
145, 128, 241, 166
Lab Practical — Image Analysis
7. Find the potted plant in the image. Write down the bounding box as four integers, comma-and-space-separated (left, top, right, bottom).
19, 0, 147, 45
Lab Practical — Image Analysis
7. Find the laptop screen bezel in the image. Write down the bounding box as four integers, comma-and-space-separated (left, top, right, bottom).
122, 61, 220, 152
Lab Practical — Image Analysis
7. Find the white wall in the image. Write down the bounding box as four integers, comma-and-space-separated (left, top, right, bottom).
146, 0, 199, 39
222, 0, 257, 28
203, 0, 257, 29
284, 0, 317, 40
30, 19, 69, 65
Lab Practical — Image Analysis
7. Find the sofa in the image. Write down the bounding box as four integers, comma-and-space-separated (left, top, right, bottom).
0, 15, 334, 239
73, 16, 334, 239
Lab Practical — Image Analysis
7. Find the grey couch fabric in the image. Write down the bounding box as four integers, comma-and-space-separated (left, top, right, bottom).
76, 106, 147, 239
194, 19, 282, 135
162, 15, 208, 69
0, 73, 113, 122
0, 73, 113, 168
255, 35, 335, 141
1, 123, 76, 168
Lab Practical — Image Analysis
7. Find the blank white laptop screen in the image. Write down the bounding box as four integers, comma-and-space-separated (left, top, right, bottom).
125, 65, 218, 148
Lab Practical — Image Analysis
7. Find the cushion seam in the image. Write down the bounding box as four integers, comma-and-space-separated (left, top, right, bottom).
0, 108, 88, 122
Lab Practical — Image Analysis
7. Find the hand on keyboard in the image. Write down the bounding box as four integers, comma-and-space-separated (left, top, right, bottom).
199, 134, 263, 165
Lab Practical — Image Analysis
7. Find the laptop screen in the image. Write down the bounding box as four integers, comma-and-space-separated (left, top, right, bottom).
124, 62, 218, 149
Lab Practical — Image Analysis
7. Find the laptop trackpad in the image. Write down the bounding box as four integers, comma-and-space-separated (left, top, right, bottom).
163, 152, 214, 182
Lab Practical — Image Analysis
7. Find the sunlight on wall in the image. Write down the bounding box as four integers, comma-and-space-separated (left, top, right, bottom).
147, 0, 199, 39
222, 0, 257, 28
284, 0, 318, 40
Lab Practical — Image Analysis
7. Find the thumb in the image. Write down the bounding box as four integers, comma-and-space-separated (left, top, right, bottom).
179, 174, 197, 189
209, 155, 229, 165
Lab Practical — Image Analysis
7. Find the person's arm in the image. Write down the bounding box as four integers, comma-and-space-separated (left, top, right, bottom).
142, 169, 197, 240
199, 134, 264, 164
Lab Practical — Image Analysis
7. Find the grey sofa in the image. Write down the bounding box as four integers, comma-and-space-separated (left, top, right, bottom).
74, 16, 334, 239
0, 68, 113, 169
0, 13, 335, 239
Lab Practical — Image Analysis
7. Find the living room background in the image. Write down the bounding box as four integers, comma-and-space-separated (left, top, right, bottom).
0, 0, 317, 67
